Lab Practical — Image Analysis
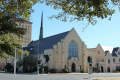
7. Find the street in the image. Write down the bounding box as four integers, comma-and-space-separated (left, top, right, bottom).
0, 73, 120, 80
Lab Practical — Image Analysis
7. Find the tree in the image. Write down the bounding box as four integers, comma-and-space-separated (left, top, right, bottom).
16, 53, 37, 73
0, 0, 42, 20
45, 0, 120, 29
0, 0, 41, 57
0, 16, 27, 58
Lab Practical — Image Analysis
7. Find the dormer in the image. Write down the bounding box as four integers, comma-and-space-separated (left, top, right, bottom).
117, 48, 120, 56
112, 47, 119, 57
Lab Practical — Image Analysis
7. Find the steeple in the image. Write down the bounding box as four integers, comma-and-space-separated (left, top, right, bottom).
39, 11, 43, 40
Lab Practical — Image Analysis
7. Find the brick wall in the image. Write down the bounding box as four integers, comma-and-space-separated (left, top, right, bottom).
0, 63, 5, 68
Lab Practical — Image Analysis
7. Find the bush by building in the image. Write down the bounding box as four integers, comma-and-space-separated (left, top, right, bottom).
62, 69, 68, 73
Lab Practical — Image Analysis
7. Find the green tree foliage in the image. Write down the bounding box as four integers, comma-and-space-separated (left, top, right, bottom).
0, 0, 41, 57
0, 16, 27, 58
0, 0, 41, 20
45, 0, 120, 28
17, 53, 37, 73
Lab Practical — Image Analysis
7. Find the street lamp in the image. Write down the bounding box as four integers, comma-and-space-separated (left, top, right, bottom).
30, 46, 39, 75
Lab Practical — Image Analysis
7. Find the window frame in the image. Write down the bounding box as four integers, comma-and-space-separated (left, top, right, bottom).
113, 58, 115, 62
98, 51, 100, 54
69, 42, 78, 57
118, 52, 120, 55
108, 59, 110, 63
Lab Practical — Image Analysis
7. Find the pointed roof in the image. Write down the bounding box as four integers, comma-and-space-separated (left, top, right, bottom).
39, 11, 43, 40
24, 30, 70, 55
105, 50, 109, 56
102, 46, 119, 57
112, 47, 119, 57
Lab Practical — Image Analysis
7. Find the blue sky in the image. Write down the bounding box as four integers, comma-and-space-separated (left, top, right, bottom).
30, 3, 120, 48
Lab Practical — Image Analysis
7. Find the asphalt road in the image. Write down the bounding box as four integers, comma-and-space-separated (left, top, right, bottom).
0, 73, 120, 80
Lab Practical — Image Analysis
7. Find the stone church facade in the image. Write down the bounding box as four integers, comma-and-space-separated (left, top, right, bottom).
23, 12, 120, 73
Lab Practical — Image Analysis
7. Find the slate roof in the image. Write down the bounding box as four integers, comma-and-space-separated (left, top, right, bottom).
103, 47, 119, 57
22, 46, 34, 52
23, 30, 70, 55
105, 51, 109, 56
112, 47, 119, 57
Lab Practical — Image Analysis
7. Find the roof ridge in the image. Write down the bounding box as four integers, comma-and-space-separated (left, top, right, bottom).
43, 30, 70, 39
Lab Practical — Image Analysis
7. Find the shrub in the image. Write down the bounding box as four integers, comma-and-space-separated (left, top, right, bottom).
115, 70, 119, 73
81, 70, 84, 73
62, 69, 68, 73
49, 69, 56, 73
44, 66, 49, 73
5, 64, 18, 73
31, 67, 37, 72
5, 64, 13, 70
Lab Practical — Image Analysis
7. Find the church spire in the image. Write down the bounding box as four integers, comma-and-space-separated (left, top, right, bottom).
39, 11, 43, 40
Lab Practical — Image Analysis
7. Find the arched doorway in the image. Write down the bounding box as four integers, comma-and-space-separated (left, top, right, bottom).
107, 67, 110, 72
101, 66, 103, 72
71, 63, 76, 72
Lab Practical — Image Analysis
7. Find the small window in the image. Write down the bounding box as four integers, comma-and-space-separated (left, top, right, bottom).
28, 29, 29, 31
27, 41, 29, 43
102, 59, 104, 62
11, 33, 13, 35
24, 44, 26, 46
113, 58, 115, 62
65, 65, 66, 69
25, 35, 26, 37
118, 52, 120, 55
108, 59, 110, 63
27, 38, 29, 40
98, 51, 100, 54
25, 38, 26, 40
28, 26, 29, 28
22, 25, 24, 27
25, 25, 27, 27
28, 32, 29, 34
21, 37, 23, 39
25, 41, 26, 43
19, 24, 21, 26
119, 59, 120, 62
28, 35, 29, 37
18, 37, 20, 39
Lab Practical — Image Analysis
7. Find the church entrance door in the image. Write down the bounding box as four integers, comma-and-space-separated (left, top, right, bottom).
107, 67, 110, 72
71, 63, 76, 72
101, 66, 103, 72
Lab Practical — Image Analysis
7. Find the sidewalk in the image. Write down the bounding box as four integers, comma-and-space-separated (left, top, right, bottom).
37, 72, 120, 75
89, 77, 120, 80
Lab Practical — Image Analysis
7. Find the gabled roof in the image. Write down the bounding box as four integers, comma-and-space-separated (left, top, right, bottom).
102, 46, 119, 57
23, 30, 70, 55
112, 47, 119, 57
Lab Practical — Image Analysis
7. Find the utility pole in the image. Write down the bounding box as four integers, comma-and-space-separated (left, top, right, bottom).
14, 48, 18, 80
37, 40, 39, 75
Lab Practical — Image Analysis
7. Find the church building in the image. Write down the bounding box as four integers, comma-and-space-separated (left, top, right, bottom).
23, 12, 120, 73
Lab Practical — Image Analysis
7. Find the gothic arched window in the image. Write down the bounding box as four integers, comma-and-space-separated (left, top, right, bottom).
69, 42, 77, 57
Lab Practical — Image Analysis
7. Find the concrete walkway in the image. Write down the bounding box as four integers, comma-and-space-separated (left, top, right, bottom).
37, 73, 120, 75
89, 77, 120, 80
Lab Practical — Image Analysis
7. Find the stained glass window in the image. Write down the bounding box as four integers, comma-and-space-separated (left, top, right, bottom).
69, 42, 77, 57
